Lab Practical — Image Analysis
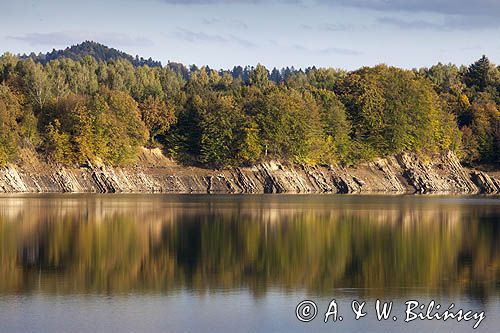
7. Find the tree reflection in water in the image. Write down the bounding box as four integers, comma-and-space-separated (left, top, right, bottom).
0, 195, 498, 301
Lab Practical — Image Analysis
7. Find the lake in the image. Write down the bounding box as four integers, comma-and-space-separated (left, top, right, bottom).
0, 194, 499, 332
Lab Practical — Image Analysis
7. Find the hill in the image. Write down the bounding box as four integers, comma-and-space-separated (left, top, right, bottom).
21, 41, 161, 67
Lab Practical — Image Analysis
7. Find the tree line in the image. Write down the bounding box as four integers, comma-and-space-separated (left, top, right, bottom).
0, 51, 499, 168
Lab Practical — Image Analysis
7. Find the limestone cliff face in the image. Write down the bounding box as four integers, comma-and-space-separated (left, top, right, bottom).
0, 148, 499, 194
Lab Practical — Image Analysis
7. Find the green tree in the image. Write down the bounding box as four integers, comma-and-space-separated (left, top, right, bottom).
464, 55, 491, 91
0, 85, 21, 166
423, 63, 465, 95
18, 59, 51, 111
198, 94, 242, 167
102, 89, 148, 164
313, 89, 351, 163
464, 93, 500, 163
140, 95, 176, 145
337, 65, 459, 158
306, 68, 347, 91
0, 53, 19, 84
236, 121, 262, 165
44, 119, 73, 164
249, 64, 270, 89
132, 65, 163, 101
247, 87, 324, 163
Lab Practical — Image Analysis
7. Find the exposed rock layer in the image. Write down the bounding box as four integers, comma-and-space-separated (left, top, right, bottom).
1, 149, 499, 194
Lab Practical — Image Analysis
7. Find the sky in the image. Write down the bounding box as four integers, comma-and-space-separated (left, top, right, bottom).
1, 0, 499, 70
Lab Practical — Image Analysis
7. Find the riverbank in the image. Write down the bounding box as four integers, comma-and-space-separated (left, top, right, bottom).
0, 148, 499, 194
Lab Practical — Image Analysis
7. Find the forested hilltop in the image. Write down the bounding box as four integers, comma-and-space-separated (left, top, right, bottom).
21, 41, 162, 68
0, 42, 499, 168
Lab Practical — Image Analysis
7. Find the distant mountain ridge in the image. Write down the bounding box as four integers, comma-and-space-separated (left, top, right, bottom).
21, 41, 162, 67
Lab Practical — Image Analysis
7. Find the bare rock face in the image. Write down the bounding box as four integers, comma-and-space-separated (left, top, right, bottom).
470, 170, 500, 194
0, 149, 498, 194
396, 152, 479, 194
0, 165, 28, 192
207, 174, 237, 193
55, 168, 85, 192
369, 157, 407, 193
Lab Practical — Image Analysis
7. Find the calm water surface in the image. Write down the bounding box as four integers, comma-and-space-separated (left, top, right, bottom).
0, 194, 499, 332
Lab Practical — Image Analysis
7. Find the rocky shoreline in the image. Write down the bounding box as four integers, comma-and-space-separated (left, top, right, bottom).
0, 149, 499, 194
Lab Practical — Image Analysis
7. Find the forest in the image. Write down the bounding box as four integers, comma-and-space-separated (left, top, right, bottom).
0, 42, 499, 168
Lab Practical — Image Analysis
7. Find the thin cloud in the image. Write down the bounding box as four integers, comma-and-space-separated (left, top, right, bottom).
8, 31, 154, 47
319, 47, 362, 56
159, 0, 500, 17
318, 23, 352, 31
293, 44, 362, 56
159, 0, 301, 4
377, 17, 442, 30
158, 0, 500, 30
228, 34, 257, 47
319, 0, 500, 17
378, 16, 500, 31
202, 18, 248, 29
299, 22, 367, 33
173, 28, 257, 48
174, 28, 227, 43
292, 44, 307, 51
202, 18, 223, 24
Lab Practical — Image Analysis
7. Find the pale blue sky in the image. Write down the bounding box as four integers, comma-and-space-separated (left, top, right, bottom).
1, 0, 499, 70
